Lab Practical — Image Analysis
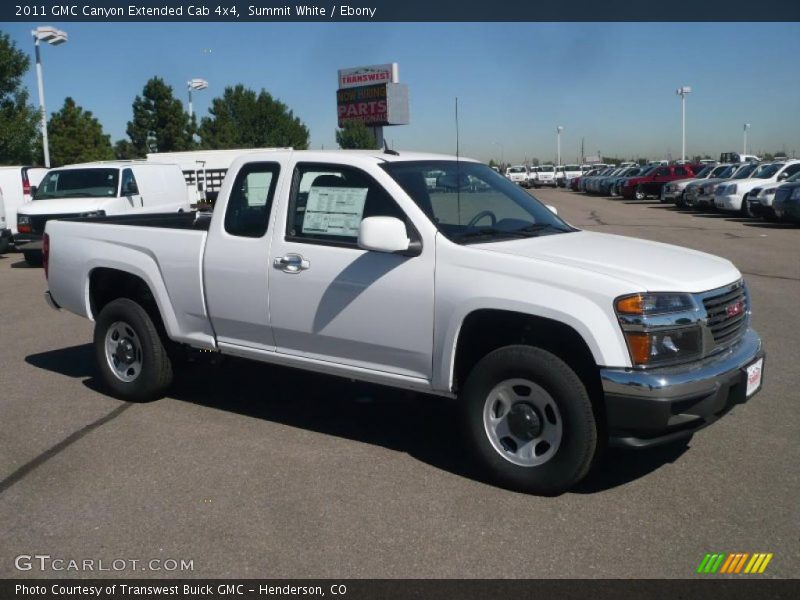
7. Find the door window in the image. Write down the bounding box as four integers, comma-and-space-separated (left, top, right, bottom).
120, 169, 139, 196
224, 162, 280, 238
286, 163, 405, 247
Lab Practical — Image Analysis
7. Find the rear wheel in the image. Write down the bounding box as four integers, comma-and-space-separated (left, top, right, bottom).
94, 298, 173, 402
461, 345, 598, 495
634, 185, 647, 200
22, 250, 43, 266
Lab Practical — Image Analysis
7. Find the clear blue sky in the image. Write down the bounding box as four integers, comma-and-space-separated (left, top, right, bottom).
4, 22, 800, 163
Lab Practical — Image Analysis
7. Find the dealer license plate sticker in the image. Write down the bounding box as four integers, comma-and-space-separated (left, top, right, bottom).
745, 358, 764, 397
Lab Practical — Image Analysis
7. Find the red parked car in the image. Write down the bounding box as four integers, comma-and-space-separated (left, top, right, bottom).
621, 164, 699, 200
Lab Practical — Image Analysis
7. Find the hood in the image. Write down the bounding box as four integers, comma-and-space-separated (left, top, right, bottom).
471, 230, 740, 293
19, 197, 111, 215
668, 177, 697, 187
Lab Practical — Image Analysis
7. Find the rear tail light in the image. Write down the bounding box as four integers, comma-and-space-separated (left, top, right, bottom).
43, 233, 50, 279
22, 170, 31, 196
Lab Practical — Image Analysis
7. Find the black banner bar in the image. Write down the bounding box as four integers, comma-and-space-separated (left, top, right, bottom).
3, 0, 800, 22
3, 579, 800, 600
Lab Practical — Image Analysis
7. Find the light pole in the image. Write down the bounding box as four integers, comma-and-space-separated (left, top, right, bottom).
743, 123, 751, 156
556, 126, 564, 166
31, 26, 68, 168
492, 141, 504, 168
676, 86, 691, 162
187, 78, 209, 118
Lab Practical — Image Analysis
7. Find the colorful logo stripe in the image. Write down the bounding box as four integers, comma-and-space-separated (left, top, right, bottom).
697, 553, 773, 574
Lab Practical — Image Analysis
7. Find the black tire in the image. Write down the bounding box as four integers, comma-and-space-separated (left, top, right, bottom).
741, 193, 752, 217
23, 250, 43, 266
634, 185, 647, 201
94, 298, 173, 402
461, 345, 598, 495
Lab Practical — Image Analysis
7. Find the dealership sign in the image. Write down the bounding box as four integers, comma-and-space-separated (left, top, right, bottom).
338, 63, 399, 89
336, 83, 409, 127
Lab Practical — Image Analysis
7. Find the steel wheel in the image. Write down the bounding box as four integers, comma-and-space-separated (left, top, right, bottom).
104, 320, 143, 382
483, 378, 563, 467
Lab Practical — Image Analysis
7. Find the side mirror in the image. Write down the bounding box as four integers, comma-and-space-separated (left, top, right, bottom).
358, 217, 410, 254
123, 181, 138, 196
778, 171, 788, 181
29, 185, 37, 197
547, 204, 558, 215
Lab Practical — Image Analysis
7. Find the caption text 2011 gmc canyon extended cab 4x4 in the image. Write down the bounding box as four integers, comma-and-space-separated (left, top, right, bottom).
42, 150, 765, 494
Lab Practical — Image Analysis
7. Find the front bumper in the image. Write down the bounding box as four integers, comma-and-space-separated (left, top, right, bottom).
748, 199, 775, 218
601, 329, 764, 448
715, 193, 743, 211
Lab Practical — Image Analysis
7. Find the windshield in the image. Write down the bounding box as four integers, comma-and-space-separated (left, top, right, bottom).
753, 163, 782, 179
564, 165, 580, 172
694, 166, 713, 178
382, 161, 574, 244
710, 165, 732, 177
539, 166, 555, 172
508, 166, 527, 173
34, 168, 119, 200
732, 163, 758, 179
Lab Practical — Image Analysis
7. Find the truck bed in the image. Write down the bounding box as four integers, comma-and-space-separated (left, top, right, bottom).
45, 212, 216, 349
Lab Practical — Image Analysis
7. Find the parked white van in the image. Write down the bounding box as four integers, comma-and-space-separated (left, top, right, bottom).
16, 161, 189, 265
0, 166, 48, 250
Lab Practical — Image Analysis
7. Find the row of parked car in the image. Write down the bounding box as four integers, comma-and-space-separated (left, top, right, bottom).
563, 157, 800, 223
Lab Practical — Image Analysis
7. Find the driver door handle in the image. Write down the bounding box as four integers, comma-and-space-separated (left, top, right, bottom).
273, 253, 310, 274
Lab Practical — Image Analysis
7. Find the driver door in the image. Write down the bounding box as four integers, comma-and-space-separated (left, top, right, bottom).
267, 162, 435, 380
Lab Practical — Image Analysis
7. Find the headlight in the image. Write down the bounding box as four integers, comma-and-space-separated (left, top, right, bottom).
615, 292, 695, 315
615, 292, 702, 366
623, 328, 704, 366
791, 188, 800, 200
726, 184, 737, 194
764, 188, 776, 195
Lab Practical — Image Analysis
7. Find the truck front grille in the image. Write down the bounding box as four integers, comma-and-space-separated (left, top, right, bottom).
702, 283, 747, 348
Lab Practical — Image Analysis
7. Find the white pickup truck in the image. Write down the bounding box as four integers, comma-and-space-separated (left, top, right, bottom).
42, 150, 765, 495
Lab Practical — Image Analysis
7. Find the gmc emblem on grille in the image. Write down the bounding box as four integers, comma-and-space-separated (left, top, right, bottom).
726, 301, 744, 318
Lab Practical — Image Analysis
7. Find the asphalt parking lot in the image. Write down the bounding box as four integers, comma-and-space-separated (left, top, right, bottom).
1, 190, 798, 579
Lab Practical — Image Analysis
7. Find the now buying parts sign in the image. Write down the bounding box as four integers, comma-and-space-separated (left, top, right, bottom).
336, 83, 410, 127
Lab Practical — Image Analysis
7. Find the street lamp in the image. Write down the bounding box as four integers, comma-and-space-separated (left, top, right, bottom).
556, 126, 564, 166
675, 85, 692, 162
743, 123, 751, 156
492, 141, 504, 168
32, 26, 68, 168
187, 78, 209, 118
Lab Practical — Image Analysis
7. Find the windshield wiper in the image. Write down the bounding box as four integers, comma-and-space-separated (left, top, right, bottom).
513, 223, 571, 235
457, 227, 530, 241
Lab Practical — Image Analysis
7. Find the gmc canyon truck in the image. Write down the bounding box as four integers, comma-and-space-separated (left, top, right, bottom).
42, 150, 765, 495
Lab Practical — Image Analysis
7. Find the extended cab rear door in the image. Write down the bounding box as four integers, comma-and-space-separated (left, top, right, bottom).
204, 160, 286, 350
266, 159, 435, 380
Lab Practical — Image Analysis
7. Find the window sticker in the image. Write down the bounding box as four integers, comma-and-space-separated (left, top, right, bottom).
302, 186, 368, 237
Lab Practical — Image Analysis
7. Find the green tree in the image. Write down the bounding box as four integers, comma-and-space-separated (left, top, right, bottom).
114, 139, 138, 160
127, 77, 193, 154
44, 97, 114, 166
335, 121, 377, 149
198, 84, 309, 150
0, 32, 39, 164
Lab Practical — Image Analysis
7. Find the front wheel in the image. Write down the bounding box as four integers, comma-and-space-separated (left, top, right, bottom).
634, 185, 647, 201
94, 298, 174, 402
461, 345, 598, 495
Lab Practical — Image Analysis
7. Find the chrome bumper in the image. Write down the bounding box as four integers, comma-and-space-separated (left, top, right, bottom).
601, 329, 764, 448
